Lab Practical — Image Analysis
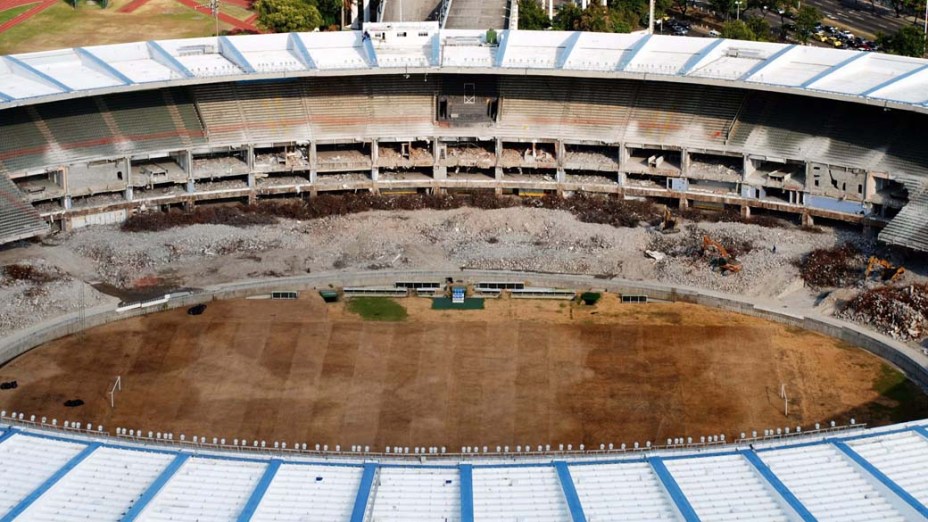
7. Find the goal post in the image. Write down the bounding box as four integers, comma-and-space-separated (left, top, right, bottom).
109, 376, 121, 409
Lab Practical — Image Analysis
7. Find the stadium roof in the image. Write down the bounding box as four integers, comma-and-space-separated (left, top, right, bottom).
3, 419, 928, 520
2, 24, 928, 114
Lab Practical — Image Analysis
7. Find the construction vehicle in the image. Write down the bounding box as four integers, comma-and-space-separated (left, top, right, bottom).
702, 235, 743, 275
865, 256, 905, 283
659, 207, 680, 234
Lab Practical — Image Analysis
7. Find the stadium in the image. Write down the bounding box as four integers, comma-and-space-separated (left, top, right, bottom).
2, 21, 928, 521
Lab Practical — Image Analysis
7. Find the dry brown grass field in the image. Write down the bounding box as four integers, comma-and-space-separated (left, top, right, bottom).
1, 293, 925, 450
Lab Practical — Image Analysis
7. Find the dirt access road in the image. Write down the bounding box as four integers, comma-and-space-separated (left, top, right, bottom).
0, 293, 923, 450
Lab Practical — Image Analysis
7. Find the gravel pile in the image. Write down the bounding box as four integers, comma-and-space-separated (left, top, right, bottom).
0, 259, 112, 334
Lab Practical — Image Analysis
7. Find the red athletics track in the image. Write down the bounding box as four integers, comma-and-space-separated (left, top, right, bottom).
117, 0, 152, 13
0, 0, 56, 33
173, 0, 260, 32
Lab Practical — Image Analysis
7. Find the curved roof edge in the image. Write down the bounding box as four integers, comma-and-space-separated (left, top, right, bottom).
1, 24, 928, 114
3, 418, 928, 520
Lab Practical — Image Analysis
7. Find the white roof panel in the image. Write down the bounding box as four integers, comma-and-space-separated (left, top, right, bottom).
156, 37, 243, 77
812, 53, 924, 95
14, 49, 123, 90
85, 42, 178, 83
297, 32, 370, 70
562, 32, 644, 71
501, 30, 575, 69
0, 58, 62, 99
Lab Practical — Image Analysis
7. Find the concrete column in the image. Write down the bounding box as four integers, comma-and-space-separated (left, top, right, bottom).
247, 172, 256, 188
556, 140, 566, 183
431, 139, 444, 179
742, 155, 755, 179
309, 142, 318, 183
617, 172, 626, 186
678, 197, 688, 209
494, 138, 504, 181
177, 150, 193, 178
740, 205, 751, 218
802, 212, 814, 227
186, 179, 195, 193
123, 157, 133, 201
246, 145, 255, 170
371, 140, 380, 181
63, 195, 72, 210
680, 148, 690, 176
618, 143, 628, 166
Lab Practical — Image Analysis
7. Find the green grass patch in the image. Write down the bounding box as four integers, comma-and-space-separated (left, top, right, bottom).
0, 0, 217, 55
347, 297, 408, 321
0, 4, 35, 25
871, 363, 928, 423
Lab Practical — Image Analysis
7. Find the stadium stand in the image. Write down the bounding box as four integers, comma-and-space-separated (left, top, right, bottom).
0, 89, 205, 177
1, 421, 928, 519
0, 174, 47, 243
1, 29, 928, 249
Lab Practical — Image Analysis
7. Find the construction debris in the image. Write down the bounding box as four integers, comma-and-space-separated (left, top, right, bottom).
796, 244, 864, 289
840, 284, 928, 340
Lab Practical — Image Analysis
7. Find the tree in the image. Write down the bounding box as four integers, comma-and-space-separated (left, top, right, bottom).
878, 25, 926, 56
256, 0, 323, 32
313, 0, 344, 27
578, 3, 615, 31
710, 0, 736, 19
552, 1, 583, 29
746, 15, 770, 40
793, 5, 821, 43
673, 0, 690, 19
518, 0, 551, 29
721, 19, 757, 40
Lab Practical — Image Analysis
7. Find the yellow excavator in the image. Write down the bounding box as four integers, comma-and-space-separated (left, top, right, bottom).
659, 207, 681, 234
865, 256, 905, 283
702, 235, 743, 275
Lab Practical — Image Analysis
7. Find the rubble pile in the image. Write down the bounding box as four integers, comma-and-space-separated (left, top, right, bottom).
122, 206, 278, 232
121, 193, 657, 234
796, 244, 864, 288
840, 284, 928, 340
2, 262, 63, 284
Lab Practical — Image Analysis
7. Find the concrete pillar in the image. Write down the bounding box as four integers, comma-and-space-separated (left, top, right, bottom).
246, 145, 255, 170
432, 139, 446, 179
680, 148, 690, 176
740, 205, 751, 218
63, 195, 72, 210
494, 139, 504, 180
801, 212, 814, 227
182, 150, 194, 178
618, 143, 628, 166
122, 157, 133, 201
247, 172, 256, 188
309, 142, 318, 183
742, 155, 755, 179
186, 179, 195, 193
678, 197, 688, 209
371, 140, 380, 181
556, 140, 566, 183
617, 172, 626, 186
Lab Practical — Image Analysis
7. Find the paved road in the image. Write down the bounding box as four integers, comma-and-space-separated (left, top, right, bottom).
381, 0, 441, 23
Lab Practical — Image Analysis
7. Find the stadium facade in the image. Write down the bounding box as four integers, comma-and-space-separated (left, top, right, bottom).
0, 24, 927, 251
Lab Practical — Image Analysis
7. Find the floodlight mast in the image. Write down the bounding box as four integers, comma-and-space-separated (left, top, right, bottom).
648, 0, 655, 34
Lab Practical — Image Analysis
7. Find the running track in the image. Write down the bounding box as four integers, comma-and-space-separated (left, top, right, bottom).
117, 0, 152, 13
173, 0, 260, 32
0, 0, 56, 33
